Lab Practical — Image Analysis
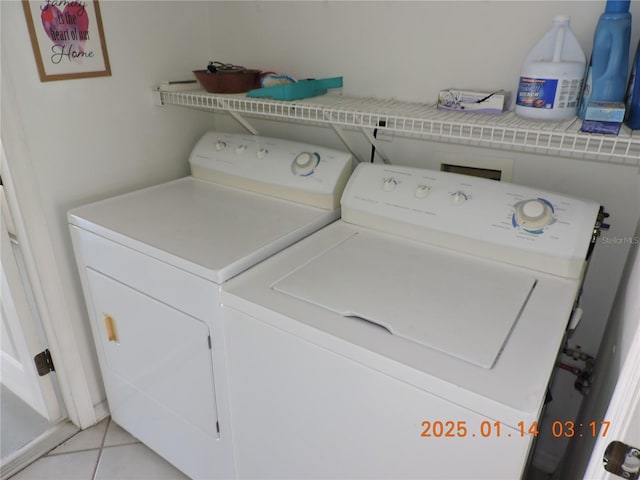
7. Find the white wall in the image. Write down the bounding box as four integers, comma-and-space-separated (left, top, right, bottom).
1, 0, 215, 413
206, 1, 640, 104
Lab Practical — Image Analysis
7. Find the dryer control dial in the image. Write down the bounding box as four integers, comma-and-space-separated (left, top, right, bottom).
513, 198, 555, 231
415, 184, 431, 198
215, 140, 227, 151
292, 152, 319, 176
383, 177, 398, 191
450, 191, 468, 205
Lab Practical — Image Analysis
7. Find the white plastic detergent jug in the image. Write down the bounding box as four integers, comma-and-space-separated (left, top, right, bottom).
515, 15, 586, 121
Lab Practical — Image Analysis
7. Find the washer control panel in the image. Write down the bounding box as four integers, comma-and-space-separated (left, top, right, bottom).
189, 132, 352, 210
341, 164, 601, 276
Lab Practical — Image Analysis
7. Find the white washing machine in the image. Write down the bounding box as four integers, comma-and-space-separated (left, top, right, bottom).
67, 132, 352, 479
221, 163, 601, 479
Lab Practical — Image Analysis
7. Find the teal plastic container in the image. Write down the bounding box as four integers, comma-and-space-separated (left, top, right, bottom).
247, 77, 343, 101
579, 0, 632, 119
625, 40, 640, 129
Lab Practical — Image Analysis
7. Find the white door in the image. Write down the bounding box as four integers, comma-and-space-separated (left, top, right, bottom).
583, 328, 640, 479
0, 183, 59, 420
583, 226, 640, 480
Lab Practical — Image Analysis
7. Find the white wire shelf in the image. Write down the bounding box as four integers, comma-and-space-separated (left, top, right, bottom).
159, 89, 640, 167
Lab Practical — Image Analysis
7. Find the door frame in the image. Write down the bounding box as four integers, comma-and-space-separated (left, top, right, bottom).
1, 184, 59, 419
1, 76, 97, 429
583, 309, 640, 479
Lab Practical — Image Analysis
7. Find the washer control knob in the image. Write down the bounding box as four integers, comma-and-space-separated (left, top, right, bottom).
292, 152, 319, 176
450, 191, 468, 205
522, 200, 545, 218
235, 145, 247, 154
383, 177, 398, 191
415, 184, 431, 198
514, 198, 554, 230
215, 141, 227, 151
256, 148, 269, 159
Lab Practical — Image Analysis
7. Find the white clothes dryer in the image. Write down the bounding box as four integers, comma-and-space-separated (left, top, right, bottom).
67, 132, 352, 479
221, 163, 602, 479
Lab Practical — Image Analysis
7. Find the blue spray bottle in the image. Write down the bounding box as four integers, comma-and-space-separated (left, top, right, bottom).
625, 40, 640, 129
578, 0, 632, 120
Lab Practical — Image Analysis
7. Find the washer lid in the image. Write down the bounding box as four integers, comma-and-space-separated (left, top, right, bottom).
273, 231, 537, 368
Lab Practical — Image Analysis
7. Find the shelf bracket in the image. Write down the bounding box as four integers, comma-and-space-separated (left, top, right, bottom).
157, 90, 258, 134
360, 127, 392, 164
322, 110, 391, 164
328, 124, 365, 163
152, 88, 164, 106
212, 97, 259, 135
322, 112, 365, 163
228, 110, 259, 136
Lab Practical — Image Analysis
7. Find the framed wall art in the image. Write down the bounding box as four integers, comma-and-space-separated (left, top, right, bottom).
22, 0, 111, 82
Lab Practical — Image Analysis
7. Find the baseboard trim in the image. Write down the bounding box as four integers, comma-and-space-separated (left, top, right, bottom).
93, 400, 110, 424
0, 420, 79, 479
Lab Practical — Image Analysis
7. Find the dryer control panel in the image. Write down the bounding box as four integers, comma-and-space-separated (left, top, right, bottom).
189, 132, 352, 210
341, 164, 601, 278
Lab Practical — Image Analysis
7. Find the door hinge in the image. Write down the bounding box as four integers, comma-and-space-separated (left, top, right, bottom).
208, 335, 212, 349
216, 421, 220, 434
34, 349, 55, 376
604, 441, 640, 479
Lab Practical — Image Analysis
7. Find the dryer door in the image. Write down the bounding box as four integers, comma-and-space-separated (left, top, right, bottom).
85, 268, 219, 479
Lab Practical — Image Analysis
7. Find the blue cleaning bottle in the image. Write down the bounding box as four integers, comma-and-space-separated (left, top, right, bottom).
625, 40, 640, 129
578, 0, 632, 119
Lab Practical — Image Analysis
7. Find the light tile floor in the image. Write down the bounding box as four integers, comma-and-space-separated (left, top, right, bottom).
9, 417, 188, 480
9, 416, 553, 480
1, 384, 51, 459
